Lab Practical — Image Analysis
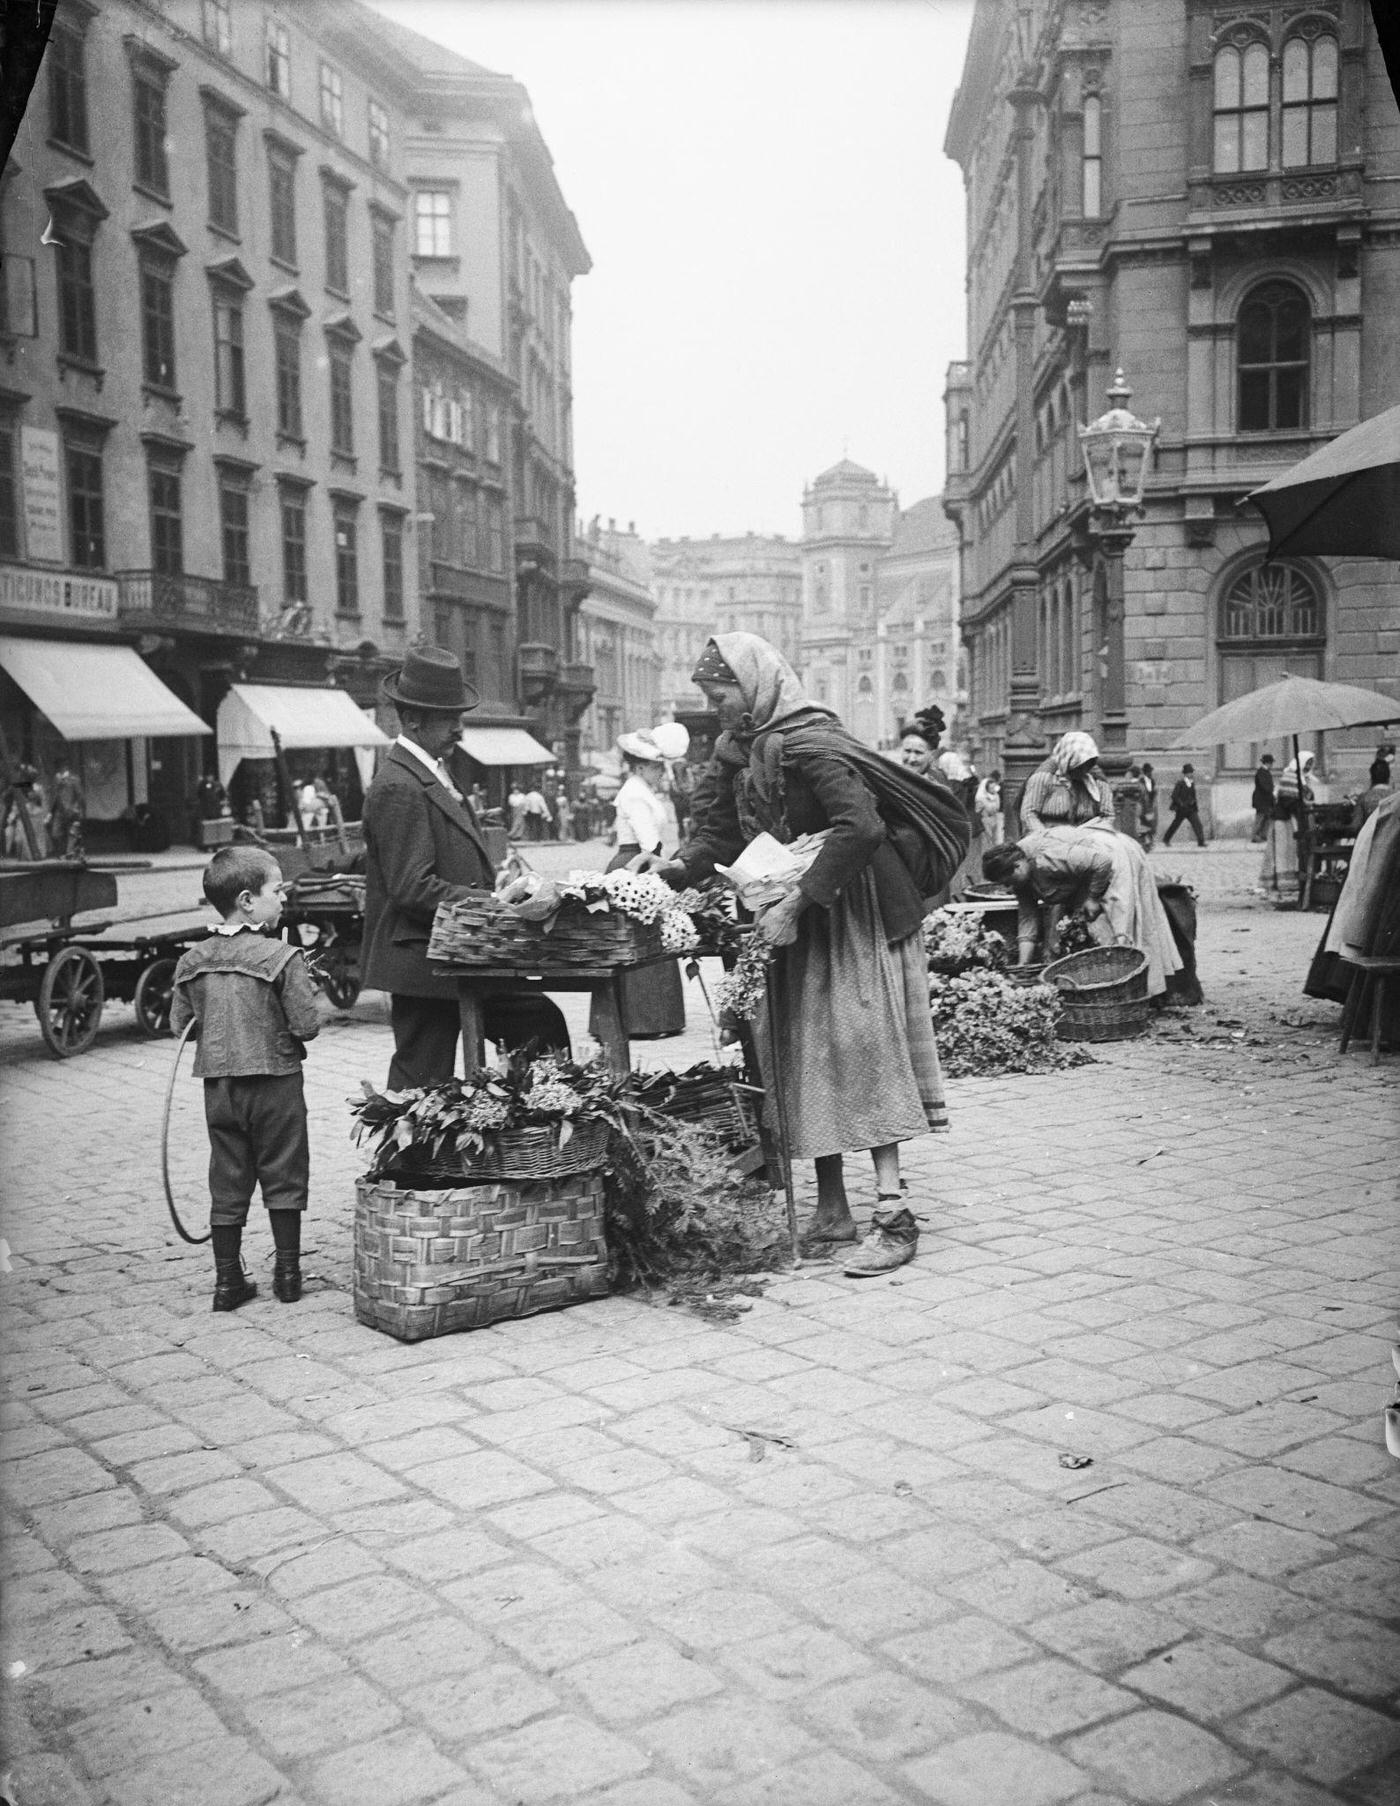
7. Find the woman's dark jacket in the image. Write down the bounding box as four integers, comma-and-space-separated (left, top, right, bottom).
675, 722, 927, 944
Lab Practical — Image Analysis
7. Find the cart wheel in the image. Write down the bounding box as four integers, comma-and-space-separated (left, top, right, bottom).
319, 946, 361, 1011
134, 957, 178, 1037
37, 946, 105, 1058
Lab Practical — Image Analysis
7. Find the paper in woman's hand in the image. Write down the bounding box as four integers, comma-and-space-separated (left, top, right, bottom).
714, 830, 830, 911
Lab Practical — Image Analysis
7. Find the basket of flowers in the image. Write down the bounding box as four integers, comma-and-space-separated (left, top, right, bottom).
427, 871, 699, 973
922, 906, 1011, 976
348, 1053, 631, 1341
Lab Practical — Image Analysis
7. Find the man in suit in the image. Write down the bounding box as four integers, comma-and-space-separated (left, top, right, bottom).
1250, 754, 1276, 842
362, 645, 568, 1089
1163, 763, 1208, 847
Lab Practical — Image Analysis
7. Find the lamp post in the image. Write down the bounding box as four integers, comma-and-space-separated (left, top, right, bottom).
1078, 369, 1160, 780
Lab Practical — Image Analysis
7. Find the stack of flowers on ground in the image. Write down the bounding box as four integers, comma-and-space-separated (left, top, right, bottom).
922, 906, 1091, 1077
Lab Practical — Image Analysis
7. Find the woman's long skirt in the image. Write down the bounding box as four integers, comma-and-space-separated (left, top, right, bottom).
1085, 824, 1184, 998
754, 867, 947, 1160
588, 844, 685, 1040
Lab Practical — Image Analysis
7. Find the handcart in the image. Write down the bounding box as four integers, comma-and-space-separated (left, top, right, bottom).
0, 859, 209, 1057
279, 868, 365, 1010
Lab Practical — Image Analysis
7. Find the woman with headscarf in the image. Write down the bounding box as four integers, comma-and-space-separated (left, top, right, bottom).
636, 633, 963, 1274
1260, 750, 1317, 897
1019, 731, 1115, 835
593, 729, 685, 1039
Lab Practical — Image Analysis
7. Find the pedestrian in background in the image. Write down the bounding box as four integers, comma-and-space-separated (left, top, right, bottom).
47, 760, 85, 858
507, 783, 527, 839
523, 783, 552, 841
597, 730, 684, 1038
1370, 743, 1395, 787
1020, 731, 1114, 834
1163, 763, 1208, 846
1251, 754, 1276, 843
169, 846, 321, 1312
975, 771, 1004, 845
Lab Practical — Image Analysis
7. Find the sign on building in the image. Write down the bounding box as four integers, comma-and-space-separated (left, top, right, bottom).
20, 428, 63, 564
0, 564, 118, 621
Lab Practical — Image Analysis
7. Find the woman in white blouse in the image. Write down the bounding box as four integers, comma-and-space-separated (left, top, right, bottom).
594, 731, 685, 1038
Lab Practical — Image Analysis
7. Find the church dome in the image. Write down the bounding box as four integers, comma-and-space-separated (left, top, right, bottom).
811, 458, 880, 489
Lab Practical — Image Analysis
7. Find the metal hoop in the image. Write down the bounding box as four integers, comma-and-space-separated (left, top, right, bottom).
161, 1021, 210, 1245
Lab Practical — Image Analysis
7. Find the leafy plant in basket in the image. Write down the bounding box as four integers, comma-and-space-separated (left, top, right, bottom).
349, 1048, 633, 1183
922, 907, 1010, 975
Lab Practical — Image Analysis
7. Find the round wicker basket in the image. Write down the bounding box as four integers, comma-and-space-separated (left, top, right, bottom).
1042, 946, 1150, 1042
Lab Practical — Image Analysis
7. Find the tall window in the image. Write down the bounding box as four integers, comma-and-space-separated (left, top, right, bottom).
48, 20, 89, 154
0, 418, 18, 558
268, 147, 298, 266
205, 106, 239, 234
1283, 34, 1339, 168
1082, 94, 1102, 218
217, 472, 251, 586
333, 501, 359, 614
1213, 39, 1269, 173
377, 365, 400, 474
1218, 561, 1325, 766
266, 19, 290, 98
329, 341, 354, 455
319, 63, 343, 136
368, 99, 390, 169
213, 289, 246, 418
381, 511, 404, 619
371, 215, 395, 317
486, 494, 504, 572
132, 65, 170, 196
323, 184, 349, 294
273, 315, 303, 438
280, 485, 308, 601
65, 440, 106, 569
147, 459, 183, 575
54, 208, 98, 364
139, 253, 177, 391
413, 190, 452, 257
202, 0, 232, 56
1238, 280, 1310, 431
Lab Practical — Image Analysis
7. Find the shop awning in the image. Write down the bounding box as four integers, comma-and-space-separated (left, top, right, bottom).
217, 683, 389, 786
0, 637, 210, 740
457, 727, 556, 767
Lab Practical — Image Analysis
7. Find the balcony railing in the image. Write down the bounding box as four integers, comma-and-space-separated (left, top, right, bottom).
117, 570, 259, 636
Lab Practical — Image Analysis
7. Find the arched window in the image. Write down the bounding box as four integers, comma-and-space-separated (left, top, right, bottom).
1282, 32, 1338, 167
1238, 281, 1310, 431
1082, 94, 1102, 218
1213, 39, 1269, 172
1217, 560, 1326, 767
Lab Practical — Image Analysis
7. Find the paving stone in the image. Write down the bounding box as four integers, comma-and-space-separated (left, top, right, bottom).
1286, 1553, 1400, 1618
65, 1523, 191, 1575
1166, 1573, 1315, 1639
194, 1632, 352, 1699
883, 1615, 1038, 1684
796, 1669, 979, 1762
240, 1671, 402, 1758
1057, 1534, 1217, 1600
651, 1589, 804, 1652
643, 1698, 814, 1794
143, 1588, 292, 1653
287, 1572, 429, 1640
263, 1452, 410, 1513
955, 1656, 1137, 1738
1, 1448, 116, 1508
69, 1685, 229, 1776
379, 1524, 515, 1583
1120, 1638, 1295, 1718
97, 1737, 288, 1806
562, 1636, 724, 1721
494, 1599, 640, 1673
946, 1558, 1094, 1625
1233, 1685, 1400, 1785
1203, 1465, 1388, 1535
900, 1729, 1087, 1806
99, 1553, 237, 1609
1065, 1707, 1249, 1802
7, 1602, 131, 1669
1032, 1599, 1190, 1675
302, 1727, 471, 1805
466, 1712, 650, 1797
714, 1750, 903, 1805
25, 1648, 186, 1715
1262, 1609, 1400, 1699
1189, 1520, 1338, 1579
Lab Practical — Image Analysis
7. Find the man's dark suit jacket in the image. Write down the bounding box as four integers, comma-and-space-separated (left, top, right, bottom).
361, 743, 492, 999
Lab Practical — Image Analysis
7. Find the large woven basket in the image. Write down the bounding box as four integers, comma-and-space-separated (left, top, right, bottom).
401, 1118, 612, 1187
1043, 946, 1150, 1042
428, 894, 662, 971
354, 1170, 610, 1341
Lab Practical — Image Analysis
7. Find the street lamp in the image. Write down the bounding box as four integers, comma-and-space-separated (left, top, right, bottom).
1078, 369, 1160, 774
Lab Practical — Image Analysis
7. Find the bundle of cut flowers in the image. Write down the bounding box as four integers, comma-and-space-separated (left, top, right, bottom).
929, 967, 1093, 1077
496, 867, 699, 951
923, 906, 1010, 974
713, 933, 774, 1025
350, 1048, 632, 1178
671, 882, 745, 956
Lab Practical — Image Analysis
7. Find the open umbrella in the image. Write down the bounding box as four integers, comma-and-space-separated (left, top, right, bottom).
1249, 405, 1400, 560
1173, 674, 1400, 750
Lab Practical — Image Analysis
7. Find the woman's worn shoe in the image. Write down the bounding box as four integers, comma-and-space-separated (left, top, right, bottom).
212, 1265, 257, 1312
273, 1256, 302, 1304
843, 1206, 919, 1277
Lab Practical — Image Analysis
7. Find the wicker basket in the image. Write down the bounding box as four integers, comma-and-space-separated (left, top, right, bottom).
428, 894, 662, 972
633, 1068, 763, 1148
384, 1118, 612, 1189
1043, 946, 1150, 1042
1004, 963, 1046, 987
354, 1170, 610, 1341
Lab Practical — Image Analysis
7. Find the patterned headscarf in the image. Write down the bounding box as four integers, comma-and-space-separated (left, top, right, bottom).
1050, 731, 1101, 777
689, 640, 738, 687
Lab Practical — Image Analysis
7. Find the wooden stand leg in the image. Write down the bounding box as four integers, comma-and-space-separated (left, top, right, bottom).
1339, 970, 1364, 1055
458, 988, 485, 1077
1371, 975, 1386, 1067
591, 977, 631, 1076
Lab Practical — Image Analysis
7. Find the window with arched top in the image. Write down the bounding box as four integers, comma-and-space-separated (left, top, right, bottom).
1213, 38, 1269, 172
1238, 280, 1310, 431
1282, 32, 1338, 167
1217, 560, 1326, 767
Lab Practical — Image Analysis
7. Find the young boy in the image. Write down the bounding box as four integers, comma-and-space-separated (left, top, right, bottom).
170, 847, 321, 1311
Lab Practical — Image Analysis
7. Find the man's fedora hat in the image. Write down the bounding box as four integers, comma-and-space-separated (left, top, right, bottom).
381, 644, 479, 713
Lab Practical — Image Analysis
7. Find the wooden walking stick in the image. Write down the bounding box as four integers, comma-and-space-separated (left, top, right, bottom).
762, 958, 802, 1266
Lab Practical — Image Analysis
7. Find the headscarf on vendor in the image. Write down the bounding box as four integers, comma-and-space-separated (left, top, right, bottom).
1020, 729, 1115, 834
1049, 731, 1101, 778
691, 633, 830, 750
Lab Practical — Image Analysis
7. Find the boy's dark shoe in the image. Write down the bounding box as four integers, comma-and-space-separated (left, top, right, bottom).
273, 1256, 302, 1303
212, 1266, 257, 1312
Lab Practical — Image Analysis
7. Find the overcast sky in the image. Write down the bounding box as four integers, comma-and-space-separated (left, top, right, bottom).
374, 0, 976, 542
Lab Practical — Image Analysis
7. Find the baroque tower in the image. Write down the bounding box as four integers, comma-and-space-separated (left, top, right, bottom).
799, 460, 897, 744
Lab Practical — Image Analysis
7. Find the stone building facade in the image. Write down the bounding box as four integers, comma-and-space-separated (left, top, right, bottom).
573, 519, 661, 757
873, 497, 965, 750
1, 0, 420, 834
943, 0, 1400, 827
651, 532, 803, 717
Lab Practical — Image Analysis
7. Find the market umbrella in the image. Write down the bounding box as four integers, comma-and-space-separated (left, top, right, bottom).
1249, 404, 1400, 560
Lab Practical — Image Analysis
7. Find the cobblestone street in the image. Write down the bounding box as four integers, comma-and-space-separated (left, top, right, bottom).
2, 845, 1397, 1806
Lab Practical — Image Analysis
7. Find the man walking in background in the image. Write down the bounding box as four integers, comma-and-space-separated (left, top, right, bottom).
1251, 753, 1276, 842
1164, 763, 1208, 847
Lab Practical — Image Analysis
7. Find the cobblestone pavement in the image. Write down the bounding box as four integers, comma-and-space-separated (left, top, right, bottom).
2, 848, 1397, 1805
